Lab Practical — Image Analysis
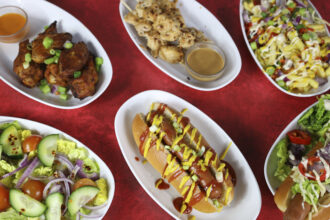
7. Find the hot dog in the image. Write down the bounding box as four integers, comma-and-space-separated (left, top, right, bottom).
131, 103, 235, 213
274, 141, 330, 220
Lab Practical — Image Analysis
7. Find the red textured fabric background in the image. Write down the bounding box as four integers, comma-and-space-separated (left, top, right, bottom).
1, 0, 329, 219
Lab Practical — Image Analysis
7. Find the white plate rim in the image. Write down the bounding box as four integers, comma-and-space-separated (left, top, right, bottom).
119, 0, 242, 91
264, 101, 317, 195
0, 116, 115, 218
114, 89, 261, 220
239, 0, 330, 97
0, 0, 113, 109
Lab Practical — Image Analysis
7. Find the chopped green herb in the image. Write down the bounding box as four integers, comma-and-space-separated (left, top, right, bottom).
74, 71, 82, 79
282, 8, 290, 14
267, 20, 274, 26
49, 49, 56, 55
44, 57, 55, 65
59, 94, 68, 100
95, 57, 103, 72
44, 25, 49, 30
266, 66, 275, 76
250, 42, 257, 50
39, 84, 50, 94
191, 175, 199, 182
42, 37, 53, 49
270, 7, 276, 13
277, 80, 286, 89
302, 33, 310, 41
58, 86, 67, 94
296, 24, 305, 31
261, 12, 267, 18
55, 50, 61, 57
288, 2, 296, 9
22, 61, 29, 69
182, 165, 189, 170
24, 53, 31, 63
281, 15, 288, 22
54, 56, 59, 64
64, 41, 73, 49
299, 8, 306, 16
40, 79, 48, 86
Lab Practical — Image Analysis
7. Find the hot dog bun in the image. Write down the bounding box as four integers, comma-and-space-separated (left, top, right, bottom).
131, 103, 235, 213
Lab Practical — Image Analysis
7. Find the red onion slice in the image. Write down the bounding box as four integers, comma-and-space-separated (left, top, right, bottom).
55, 154, 74, 172
43, 177, 74, 199
59, 171, 70, 214
78, 211, 103, 219
16, 157, 39, 188
1, 159, 30, 180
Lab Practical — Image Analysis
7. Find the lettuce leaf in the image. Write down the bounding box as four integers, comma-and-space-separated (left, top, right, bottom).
291, 180, 320, 206
274, 138, 291, 181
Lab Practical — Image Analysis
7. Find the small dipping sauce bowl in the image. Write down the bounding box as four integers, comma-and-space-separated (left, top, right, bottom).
0, 6, 29, 43
185, 42, 226, 82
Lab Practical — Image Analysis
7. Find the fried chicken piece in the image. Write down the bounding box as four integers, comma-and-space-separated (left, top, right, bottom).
44, 63, 69, 87
153, 13, 181, 41
178, 28, 196, 48
136, 2, 161, 22
158, 45, 183, 63
59, 42, 89, 77
146, 31, 163, 57
31, 22, 72, 64
13, 40, 44, 88
124, 12, 140, 25
70, 55, 98, 99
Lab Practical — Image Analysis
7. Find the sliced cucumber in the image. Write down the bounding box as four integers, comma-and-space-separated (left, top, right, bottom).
68, 186, 99, 215
9, 189, 46, 217
45, 192, 64, 220
0, 144, 2, 159
0, 125, 23, 158
38, 134, 59, 167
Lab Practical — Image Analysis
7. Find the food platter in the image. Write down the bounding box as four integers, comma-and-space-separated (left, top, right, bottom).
119, 0, 242, 91
264, 102, 316, 194
0, 0, 113, 109
239, 0, 330, 97
0, 116, 115, 219
114, 90, 261, 220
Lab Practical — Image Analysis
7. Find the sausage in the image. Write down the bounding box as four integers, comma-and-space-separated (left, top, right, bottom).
283, 194, 311, 220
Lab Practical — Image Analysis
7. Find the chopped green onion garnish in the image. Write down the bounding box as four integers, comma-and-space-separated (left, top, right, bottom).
250, 42, 257, 50
299, 8, 306, 16
281, 15, 288, 22
42, 37, 53, 49
267, 20, 274, 26
191, 175, 199, 182
95, 57, 103, 72
22, 61, 29, 69
182, 165, 189, 170
39, 84, 50, 94
197, 146, 205, 157
54, 56, 59, 64
44, 25, 49, 30
288, 2, 296, 9
55, 50, 61, 57
25, 53, 31, 63
266, 66, 275, 75
58, 86, 67, 94
59, 94, 68, 100
64, 41, 73, 49
173, 145, 181, 152
44, 57, 55, 65
177, 128, 182, 134
164, 145, 171, 151
261, 12, 267, 18
213, 200, 220, 208
302, 33, 310, 41
172, 122, 179, 128
27, 43, 32, 50
74, 71, 82, 79
277, 80, 286, 88
296, 24, 305, 31
269, 7, 276, 13
50, 49, 56, 55
282, 8, 290, 14
40, 79, 48, 86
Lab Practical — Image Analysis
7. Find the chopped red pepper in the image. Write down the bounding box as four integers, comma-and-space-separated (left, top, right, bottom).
287, 129, 311, 145
298, 156, 327, 182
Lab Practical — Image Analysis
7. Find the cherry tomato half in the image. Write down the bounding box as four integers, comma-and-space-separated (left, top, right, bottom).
22, 135, 42, 153
287, 130, 311, 145
73, 178, 96, 191
298, 156, 327, 182
0, 185, 10, 211
22, 179, 45, 201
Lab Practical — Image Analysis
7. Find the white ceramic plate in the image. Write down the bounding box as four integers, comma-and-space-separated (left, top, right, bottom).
0, 116, 115, 219
239, 0, 330, 97
114, 90, 261, 220
119, 0, 242, 91
0, 0, 113, 109
264, 102, 317, 194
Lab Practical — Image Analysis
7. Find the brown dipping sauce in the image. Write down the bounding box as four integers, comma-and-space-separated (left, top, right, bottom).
173, 197, 192, 214
155, 178, 170, 190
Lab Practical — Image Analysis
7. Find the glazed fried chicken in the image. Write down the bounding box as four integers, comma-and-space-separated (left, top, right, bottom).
59, 42, 89, 77
70, 55, 98, 99
32, 21, 72, 63
44, 64, 69, 87
13, 40, 43, 88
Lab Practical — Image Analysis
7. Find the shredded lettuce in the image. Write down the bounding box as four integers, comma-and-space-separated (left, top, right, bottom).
291, 180, 320, 206
298, 94, 330, 137
274, 138, 291, 181
0, 208, 27, 220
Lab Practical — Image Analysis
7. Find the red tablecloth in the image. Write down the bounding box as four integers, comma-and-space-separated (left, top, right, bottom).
1, 0, 329, 219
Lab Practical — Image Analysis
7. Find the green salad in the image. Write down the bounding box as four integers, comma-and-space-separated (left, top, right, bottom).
0, 121, 108, 220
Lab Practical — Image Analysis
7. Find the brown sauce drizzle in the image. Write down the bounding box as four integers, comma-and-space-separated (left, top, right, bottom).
168, 169, 184, 183
155, 178, 170, 190
173, 197, 192, 214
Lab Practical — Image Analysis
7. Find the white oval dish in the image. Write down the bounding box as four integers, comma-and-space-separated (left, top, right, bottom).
239, 0, 330, 97
264, 102, 317, 194
0, 116, 115, 219
119, 0, 242, 91
114, 90, 261, 220
0, 0, 113, 109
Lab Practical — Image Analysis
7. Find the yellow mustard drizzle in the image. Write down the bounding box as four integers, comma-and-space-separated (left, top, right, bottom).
220, 142, 232, 160
196, 134, 202, 150
204, 150, 213, 166
170, 113, 176, 120
171, 124, 191, 148
164, 157, 179, 177
180, 203, 187, 214
190, 128, 197, 144
197, 160, 207, 171
142, 160, 147, 164
182, 146, 192, 160
183, 124, 191, 134
146, 103, 154, 121
225, 168, 229, 180
143, 134, 152, 157
188, 216, 196, 220
155, 179, 162, 189
182, 154, 197, 167
217, 205, 223, 212
181, 108, 188, 115
181, 186, 189, 196
184, 182, 196, 204
179, 176, 190, 189
177, 115, 183, 123
217, 163, 226, 172
156, 132, 166, 151
205, 185, 212, 201
224, 187, 232, 205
